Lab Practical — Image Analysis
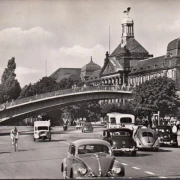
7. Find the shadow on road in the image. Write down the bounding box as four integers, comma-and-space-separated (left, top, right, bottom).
0, 152, 11, 154
158, 149, 172, 152
115, 153, 152, 157
49, 139, 67, 142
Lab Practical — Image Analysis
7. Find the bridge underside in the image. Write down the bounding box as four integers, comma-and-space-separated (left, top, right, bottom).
0, 91, 133, 123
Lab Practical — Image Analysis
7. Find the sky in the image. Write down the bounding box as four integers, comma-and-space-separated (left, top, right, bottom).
0, 0, 180, 87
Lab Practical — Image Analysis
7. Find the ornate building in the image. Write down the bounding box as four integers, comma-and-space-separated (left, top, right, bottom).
129, 38, 180, 90
81, 57, 101, 81
99, 10, 153, 86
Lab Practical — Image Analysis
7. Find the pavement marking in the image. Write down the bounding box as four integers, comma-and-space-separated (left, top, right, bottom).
159, 176, 167, 179
121, 163, 128, 166
132, 167, 141, 170
144, 171, 155, 175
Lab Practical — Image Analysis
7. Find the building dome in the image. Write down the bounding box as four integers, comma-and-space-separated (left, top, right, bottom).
81, 57, 101, 81
167, 38, 180, 51
81, 57, 101, 72
121, 16, 133, 24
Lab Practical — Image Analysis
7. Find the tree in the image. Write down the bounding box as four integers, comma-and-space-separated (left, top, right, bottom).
132, 76, 180, 118
0, 57, 21, 103
100, 101, 134, 118
19, 77, 60, 98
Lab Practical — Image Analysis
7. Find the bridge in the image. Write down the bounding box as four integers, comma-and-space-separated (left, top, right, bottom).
0, 86, 133, 122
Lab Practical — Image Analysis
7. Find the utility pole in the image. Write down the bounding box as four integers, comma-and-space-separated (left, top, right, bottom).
45, 59, 47, 77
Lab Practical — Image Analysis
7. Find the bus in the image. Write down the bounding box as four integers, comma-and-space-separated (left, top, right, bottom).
105, 112, 135, 130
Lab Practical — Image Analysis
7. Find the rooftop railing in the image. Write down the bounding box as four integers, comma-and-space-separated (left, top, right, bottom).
0, 85, 133, 110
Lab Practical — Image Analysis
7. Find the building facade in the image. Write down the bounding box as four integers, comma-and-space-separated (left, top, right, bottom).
129, 38, 180, 90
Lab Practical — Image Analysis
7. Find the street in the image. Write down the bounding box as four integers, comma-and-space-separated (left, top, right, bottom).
0, 126, 180, 179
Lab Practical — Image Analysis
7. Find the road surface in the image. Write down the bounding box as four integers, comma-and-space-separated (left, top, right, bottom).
0, 126, 180, 179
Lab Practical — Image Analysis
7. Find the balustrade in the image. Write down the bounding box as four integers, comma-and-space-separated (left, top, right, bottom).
0, 85, 132, 110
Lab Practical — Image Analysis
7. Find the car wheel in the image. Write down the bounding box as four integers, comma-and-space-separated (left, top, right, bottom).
173, 143, 178, 147
132, 151, 136, 156
34, 138, 35, 141
154, 148, 159, 152
42, 137, 45, 142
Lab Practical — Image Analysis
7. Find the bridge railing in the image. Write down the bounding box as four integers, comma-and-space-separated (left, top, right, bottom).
0, 85, 134, 110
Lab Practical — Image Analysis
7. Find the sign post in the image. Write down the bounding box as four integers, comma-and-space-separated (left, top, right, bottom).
153, 111, 160, 126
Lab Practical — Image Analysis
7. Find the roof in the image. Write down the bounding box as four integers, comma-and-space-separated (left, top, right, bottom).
50, 68, 81, 80
107, 112, 134, 118
137, 128, 155, 133
55, 74, 80, 82
81, 59, 101, 72
71, 139, 110, 147
122, 16, 133, 24
110, 38, 149, 57
156, 125, 171, 129
129, 55, 180, 75
167, 38, 180, 51
88, 70, 101, 81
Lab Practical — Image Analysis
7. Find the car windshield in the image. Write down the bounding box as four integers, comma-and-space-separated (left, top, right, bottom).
37, 126, 49, 130
142, 132, 154, 137
110, 131, 131, 137
78, 144, 110, 155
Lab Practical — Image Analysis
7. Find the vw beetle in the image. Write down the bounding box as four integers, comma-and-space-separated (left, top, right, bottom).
133, 127, 159, 151
102, 128, 137, 156
61, 139, 125, 179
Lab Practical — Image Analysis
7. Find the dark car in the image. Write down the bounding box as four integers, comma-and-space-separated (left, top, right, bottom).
155, 125, 178, 147
61, 139, 125, 179
102, 128, 137, 156
82, 122, 93, 133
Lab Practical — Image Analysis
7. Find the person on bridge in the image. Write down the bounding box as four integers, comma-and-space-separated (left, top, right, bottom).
10, 127, 19, 150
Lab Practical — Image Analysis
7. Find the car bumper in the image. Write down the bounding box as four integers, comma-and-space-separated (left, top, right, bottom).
159, 141, 177, 145
112, 147, 137, 152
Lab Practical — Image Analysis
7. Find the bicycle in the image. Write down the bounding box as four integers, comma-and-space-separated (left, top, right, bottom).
12, 137, 18, 152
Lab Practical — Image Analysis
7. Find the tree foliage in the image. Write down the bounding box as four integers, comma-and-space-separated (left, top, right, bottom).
19, 77, 60, 98
0, 57, 21, 103
132, 76, 180, 118
100, 101, 134, 117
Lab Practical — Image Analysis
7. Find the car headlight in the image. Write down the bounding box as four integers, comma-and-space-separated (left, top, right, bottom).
78, 167, 87, 175
112, 166, 121, 174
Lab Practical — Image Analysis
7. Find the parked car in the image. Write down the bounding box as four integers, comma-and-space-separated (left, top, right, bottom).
133, 127, 159, 151
82, 122, 93, 133
61, 139, 125, 179
155, 125, 178, 147
102, 128, 137, 156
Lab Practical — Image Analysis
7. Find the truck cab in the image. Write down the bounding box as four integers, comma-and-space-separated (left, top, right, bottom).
34, 120, 51, 142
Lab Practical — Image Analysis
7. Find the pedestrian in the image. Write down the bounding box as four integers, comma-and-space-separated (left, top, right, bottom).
145, 119, 149, 128
172, 122, 178, 140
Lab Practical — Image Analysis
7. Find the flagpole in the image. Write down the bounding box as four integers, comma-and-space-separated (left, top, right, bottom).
109, 26, 111, 54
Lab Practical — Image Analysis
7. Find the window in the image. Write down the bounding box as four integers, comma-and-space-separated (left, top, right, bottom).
142, 132, 153, 137
69, 145, 76, 155
120, 117, 132, 123
110, 117, 116, 124
111, 131, 130, 137
37, 126, 49, 130
78, 144, 110, 154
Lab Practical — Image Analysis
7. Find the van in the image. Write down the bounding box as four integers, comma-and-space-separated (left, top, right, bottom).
105, 113, 135, 130
34, 120, 51, 141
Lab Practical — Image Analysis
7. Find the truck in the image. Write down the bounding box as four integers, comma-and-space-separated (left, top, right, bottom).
34, 120, 51, 142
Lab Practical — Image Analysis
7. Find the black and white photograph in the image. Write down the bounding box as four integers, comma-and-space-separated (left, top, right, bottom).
0, 0, 180, 179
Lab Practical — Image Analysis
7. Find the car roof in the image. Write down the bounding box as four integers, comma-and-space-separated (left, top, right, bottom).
137, 128, 155, 133
156, 125, 171, 129
71, 139, 110, 147
104, 128, 132, 132
107, 113, 134, 118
